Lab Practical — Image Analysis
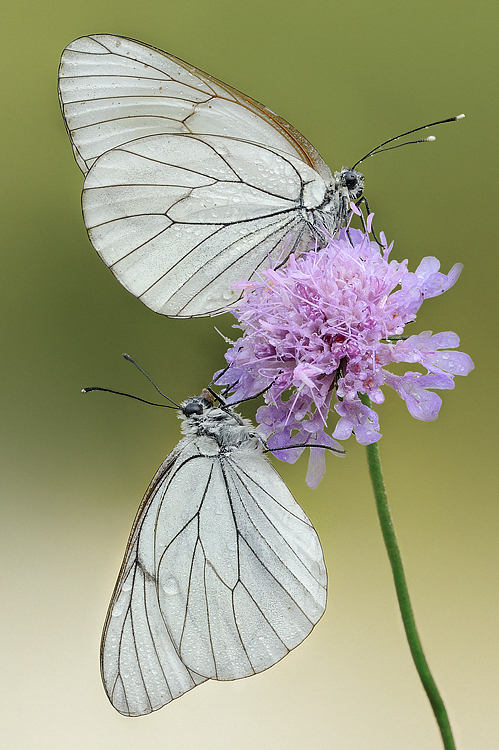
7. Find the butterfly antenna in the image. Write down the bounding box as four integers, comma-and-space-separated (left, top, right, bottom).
82, 387, 177, 409
351, 114, 465, 170
221, 380, 237, 397
122, 353, 180, 407
210, 364, 240, 398
211, 362, 231, 385
266, 441, 346, 456
226, 376, 281, 407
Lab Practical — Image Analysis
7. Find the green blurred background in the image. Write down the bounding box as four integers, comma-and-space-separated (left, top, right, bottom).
1, 0, 497, 747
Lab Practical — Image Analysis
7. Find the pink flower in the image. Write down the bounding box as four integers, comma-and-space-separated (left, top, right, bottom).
216, 228, 474, 486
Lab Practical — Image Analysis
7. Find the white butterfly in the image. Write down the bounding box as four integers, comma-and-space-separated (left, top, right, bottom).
100, 390, 326, 715
58, 34, 364, 318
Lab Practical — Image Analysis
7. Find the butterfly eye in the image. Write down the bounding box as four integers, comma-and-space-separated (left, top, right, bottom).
183, 402, 204, 416
343, 170, 359, 190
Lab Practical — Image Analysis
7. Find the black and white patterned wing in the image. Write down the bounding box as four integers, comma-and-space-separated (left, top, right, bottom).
58, 34, 331, 177
100, 443, 209, 716
58, 35, 334, 317
162, 448, 327, 679
101, 438, 326, 714
82, 132, 327, 316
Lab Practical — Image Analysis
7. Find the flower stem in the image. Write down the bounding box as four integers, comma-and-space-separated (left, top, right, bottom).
361, 403, 456, 749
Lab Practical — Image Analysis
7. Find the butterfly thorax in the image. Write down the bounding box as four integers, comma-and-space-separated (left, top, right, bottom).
179, 397, 263, 453
306, 167, 364, 242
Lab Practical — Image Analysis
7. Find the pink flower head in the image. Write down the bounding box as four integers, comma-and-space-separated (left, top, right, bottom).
216, 228, 474, 487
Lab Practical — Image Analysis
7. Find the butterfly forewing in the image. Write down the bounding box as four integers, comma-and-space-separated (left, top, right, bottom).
100, 403, 326, 714
58, 34, 331, 177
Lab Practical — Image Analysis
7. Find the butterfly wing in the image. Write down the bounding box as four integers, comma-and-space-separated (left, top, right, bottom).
100, 444, 209, 716
59, 35, 335, 317
167, 448, 327, 679
82, 132, 325, 316
58, 34, 331, 179
101, 437, 326, 713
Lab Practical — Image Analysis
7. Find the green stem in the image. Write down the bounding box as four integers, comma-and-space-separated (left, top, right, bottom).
361, 400, 456, 750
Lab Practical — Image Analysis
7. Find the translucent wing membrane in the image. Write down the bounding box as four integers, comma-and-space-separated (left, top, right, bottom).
59, 35, 346, 317
58, 34, 331, 177
101, 427, 326, 715
82, 133, 322, 316
101, 538, 208, 716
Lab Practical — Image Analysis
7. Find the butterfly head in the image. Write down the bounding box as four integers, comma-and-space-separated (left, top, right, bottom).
338, 167, 364, 202
180, 391, 238, 426
180, 392, 258, 448
181, 394, 214, 419
315, 168, 365, 240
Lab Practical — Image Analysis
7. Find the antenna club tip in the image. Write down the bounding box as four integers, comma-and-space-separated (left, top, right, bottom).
455, 113, 465, 120
82, 388, 90, 393
426, 136, 436, 142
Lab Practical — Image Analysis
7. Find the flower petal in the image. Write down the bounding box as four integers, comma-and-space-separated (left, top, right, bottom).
306, 448, 326, 488
384, 371, 454, 421
333, 400, 381, 444
392, 331, 474, 376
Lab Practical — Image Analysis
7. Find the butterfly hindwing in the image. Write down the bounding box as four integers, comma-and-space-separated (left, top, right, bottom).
82, 131, 324, 316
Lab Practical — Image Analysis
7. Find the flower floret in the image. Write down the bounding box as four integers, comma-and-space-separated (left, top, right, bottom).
217, 228, 473, 486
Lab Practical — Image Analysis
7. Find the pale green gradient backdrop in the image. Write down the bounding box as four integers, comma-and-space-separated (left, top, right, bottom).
1, 0, 497, 748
